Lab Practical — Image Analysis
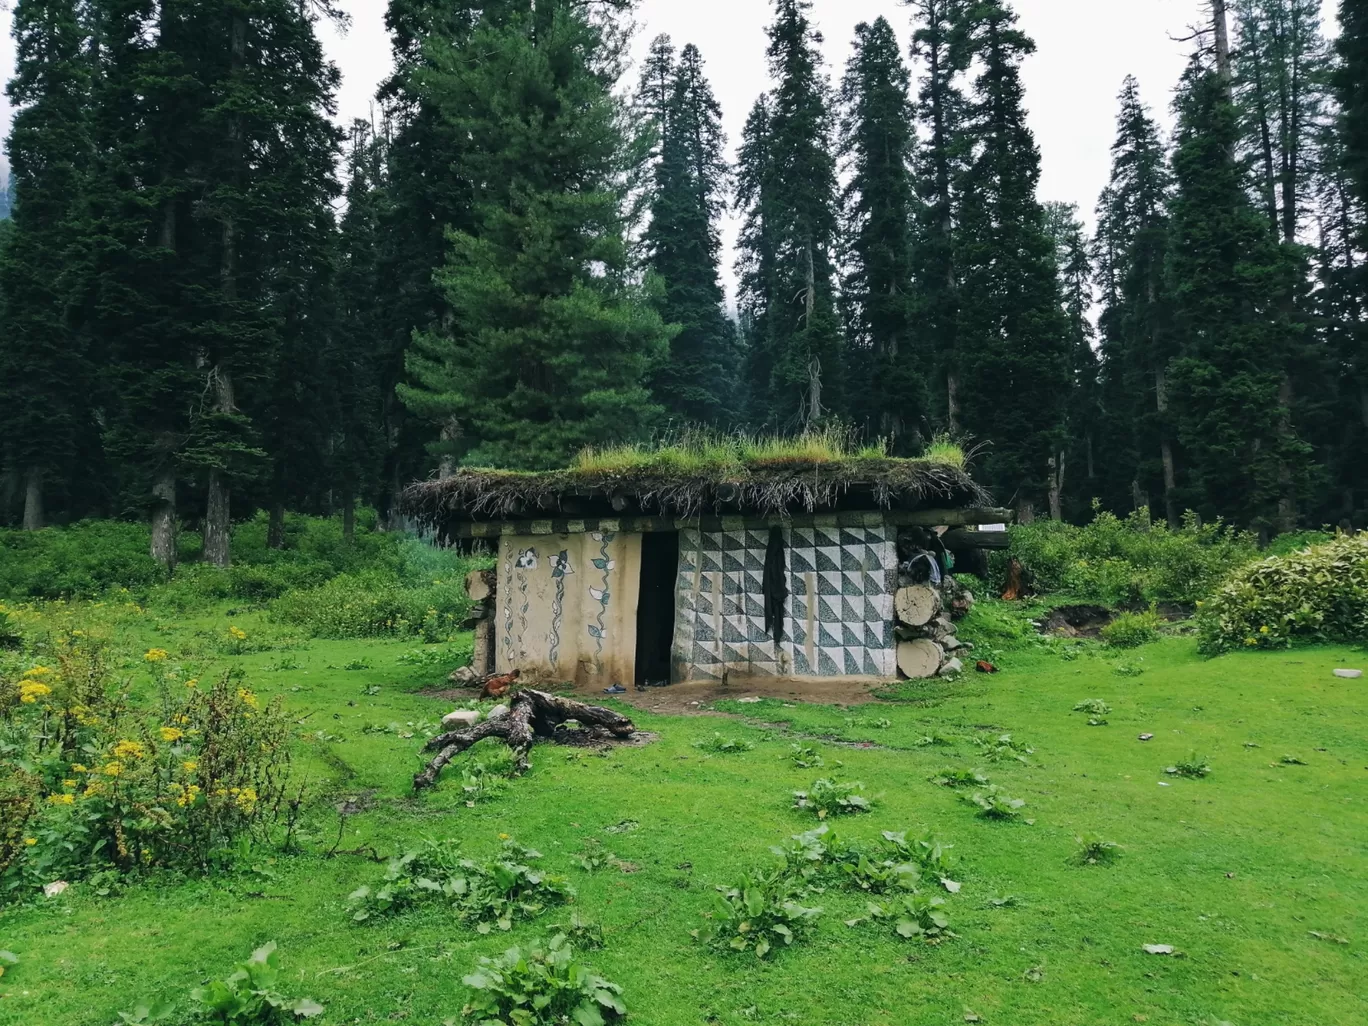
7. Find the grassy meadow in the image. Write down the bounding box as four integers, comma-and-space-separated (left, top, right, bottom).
1, 583, 1364, 1026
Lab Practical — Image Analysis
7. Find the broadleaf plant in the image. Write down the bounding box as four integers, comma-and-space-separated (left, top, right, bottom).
461, 933, 625, 1026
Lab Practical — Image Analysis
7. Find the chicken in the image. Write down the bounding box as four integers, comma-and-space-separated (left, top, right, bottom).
480, 668, 521, 700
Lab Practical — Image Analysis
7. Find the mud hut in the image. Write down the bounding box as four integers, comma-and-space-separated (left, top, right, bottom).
398, 450, 1008, 690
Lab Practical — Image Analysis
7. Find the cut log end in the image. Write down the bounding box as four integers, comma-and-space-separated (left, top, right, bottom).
895, 585, 942, 627
897, 639, 945, 680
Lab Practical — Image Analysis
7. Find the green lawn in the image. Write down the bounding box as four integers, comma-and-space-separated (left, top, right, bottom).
1, 605, 1365, 1026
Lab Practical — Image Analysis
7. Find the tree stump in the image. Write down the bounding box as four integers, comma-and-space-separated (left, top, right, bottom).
895, 585, 942, 627
414, 689, 638, 791
897, 639, 944, 680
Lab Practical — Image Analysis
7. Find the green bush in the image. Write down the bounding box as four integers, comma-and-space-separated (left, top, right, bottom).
0, 521, 167, 600
268, 569, 477, 641
996, 506, 1257, 606
1100, 608, 1164, 648
1196, 534, 1368, 653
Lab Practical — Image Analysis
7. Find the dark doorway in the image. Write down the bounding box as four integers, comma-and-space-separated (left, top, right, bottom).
634, 532, 679, 687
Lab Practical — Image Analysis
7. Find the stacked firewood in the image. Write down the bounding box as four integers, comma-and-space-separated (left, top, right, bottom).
893, 575, 976, 680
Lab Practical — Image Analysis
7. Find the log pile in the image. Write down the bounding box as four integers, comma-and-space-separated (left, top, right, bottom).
892, 566, 977, 681
414, 688, 639, 791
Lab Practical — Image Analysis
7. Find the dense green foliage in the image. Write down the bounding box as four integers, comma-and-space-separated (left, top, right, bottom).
2, 0, 1367, 555
1197, 533, 1368, 652
998, 507, 1259, 606
397, 0, 670, 470
0, 514, 489, 647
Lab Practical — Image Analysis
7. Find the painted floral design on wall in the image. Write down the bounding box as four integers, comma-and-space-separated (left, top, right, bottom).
587, 532, 616, 655
549, 550, 573, 665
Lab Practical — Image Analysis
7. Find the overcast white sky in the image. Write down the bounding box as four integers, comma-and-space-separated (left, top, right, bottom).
0, 0, 1340, 300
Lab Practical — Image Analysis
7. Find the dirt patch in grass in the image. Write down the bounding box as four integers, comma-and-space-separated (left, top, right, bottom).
1038, 604, 1116, 638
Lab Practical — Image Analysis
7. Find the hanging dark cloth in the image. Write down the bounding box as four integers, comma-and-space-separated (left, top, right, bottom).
763, 526, 788, 643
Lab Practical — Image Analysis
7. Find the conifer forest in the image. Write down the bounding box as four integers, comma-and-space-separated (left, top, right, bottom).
1, 0, 1366, 557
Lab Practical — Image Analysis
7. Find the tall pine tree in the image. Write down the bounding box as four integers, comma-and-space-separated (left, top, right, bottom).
737, 0, 844, 428
1093, 76, 1176, 522
1044, 201, 1100, 518
951, 0, 1070, 517
907, 0, 968, 432
641, 41, 737, 426
839, 16, 924, 449
1165, 11, 1311, 534
398, 0, 669, 470
0, 0, 94, 529
375, 0, 477, 492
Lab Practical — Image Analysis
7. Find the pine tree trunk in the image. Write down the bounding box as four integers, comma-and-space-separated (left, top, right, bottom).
268, 500, 285, 550
1276, 373, 1298, 535
1155, 367, 1180, 528
1245, 18, 1282, 233
1016, 499, 1035, 526
342, 494, 356, 545
1213, 0, 1233, 86
1132, 479, 1149, 515
150, 468, 178, 571
203, 369, 235, 568
203, 9, 246, 571
946, 371, 961, 433
1047, 455, 1065, 521
438, 418, 459, 480
204, 472, 231, 567
21, 468, 44, 532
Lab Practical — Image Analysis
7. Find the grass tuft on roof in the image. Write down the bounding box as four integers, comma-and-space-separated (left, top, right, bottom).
399, 428, 987, 525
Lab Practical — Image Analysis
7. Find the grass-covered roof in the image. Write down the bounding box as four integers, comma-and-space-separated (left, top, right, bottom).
398, 432, 991, 528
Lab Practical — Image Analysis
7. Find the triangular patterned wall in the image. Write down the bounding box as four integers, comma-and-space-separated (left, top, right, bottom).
673, 519, 896, 681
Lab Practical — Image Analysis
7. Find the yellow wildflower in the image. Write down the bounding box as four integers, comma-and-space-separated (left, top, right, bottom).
235, 787, 258, 811
144, 648, 169, 663
1259, 626, 1271, 635
229, 626, 247, 641
24, 837, 37, 846
102, 761, 124, 777
237, 688, 259, 710
71, 764, 87, 773
159, 726, 185, 743
48, 793, 75, 806
185, 678, 199, 689
22, 665, 52, 678
62, 779, 77, 788
83, 781, 108, 798
1245, 637, 1259, 647
19, 680, 52, 703
182, 760, 199, 773
498, 833, 511, 841
112, 739, 147, 760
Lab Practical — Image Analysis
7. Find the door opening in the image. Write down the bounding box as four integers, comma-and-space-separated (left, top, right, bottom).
634, 531, 679, 687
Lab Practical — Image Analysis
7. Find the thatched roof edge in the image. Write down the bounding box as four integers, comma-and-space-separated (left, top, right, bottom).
398, 458, 991, 527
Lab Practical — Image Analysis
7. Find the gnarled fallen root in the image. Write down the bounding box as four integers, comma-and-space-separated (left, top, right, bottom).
414, 689, 637, 791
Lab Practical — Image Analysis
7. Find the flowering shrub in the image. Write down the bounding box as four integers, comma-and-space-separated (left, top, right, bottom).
0, 639, 293, 892
1196, 534, 1368, 654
